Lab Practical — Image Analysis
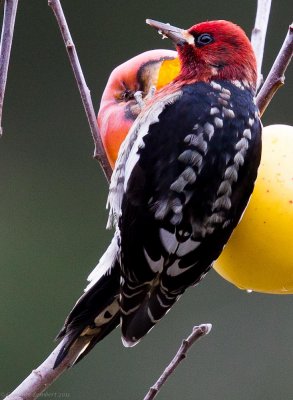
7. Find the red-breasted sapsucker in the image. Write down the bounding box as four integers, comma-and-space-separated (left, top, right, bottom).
55, 19, 262, 367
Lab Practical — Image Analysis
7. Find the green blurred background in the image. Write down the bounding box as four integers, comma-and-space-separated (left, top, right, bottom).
0, 1, 292, 399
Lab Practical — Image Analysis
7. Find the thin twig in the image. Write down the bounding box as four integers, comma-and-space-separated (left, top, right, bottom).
4, 337, 89, 400
143, 324, 212, 400
256, 23, 293, 116
48, 0, 112, 182
0, 0, 18, 136
251, 0, 272, 89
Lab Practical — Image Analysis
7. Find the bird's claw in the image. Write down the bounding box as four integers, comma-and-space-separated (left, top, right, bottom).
134, 85, 156, 112
134, 91, 144, 108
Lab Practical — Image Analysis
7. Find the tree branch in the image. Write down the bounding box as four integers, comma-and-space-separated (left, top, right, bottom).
143, 324, 212, 400
48, 0, 112, 182
256, 23, 293, 116
0, 0, 18, 136
251, 0, 272, 89
5, 337, 89, 400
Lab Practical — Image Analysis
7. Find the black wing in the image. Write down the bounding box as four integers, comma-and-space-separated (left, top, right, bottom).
119, 81, 262, 346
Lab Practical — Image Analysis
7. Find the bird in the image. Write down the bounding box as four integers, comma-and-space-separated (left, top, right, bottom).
98, 49, 179, 168
54, 19, 262, 367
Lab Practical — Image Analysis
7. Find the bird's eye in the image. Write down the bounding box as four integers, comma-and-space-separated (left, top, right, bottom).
196, 33, 214, 47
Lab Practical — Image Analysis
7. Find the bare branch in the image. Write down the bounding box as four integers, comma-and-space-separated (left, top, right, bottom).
0, 0, 18, 136
256, 23, 293, 116
48, 0, 112, 182
143, 324, 212, 400
4, 337, 89, 400
251, 0, 272, 89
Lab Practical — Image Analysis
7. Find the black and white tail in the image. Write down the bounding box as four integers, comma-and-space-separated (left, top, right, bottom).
54, 238, 120, 368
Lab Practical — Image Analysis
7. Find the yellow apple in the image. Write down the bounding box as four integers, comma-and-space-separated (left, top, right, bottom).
214, 124, 293, 294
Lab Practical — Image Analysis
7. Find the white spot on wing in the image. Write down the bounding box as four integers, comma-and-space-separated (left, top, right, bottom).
243, 128, 252, 139
222, 107, 235, 119
181, 167, 197, 184
222, 88, 231, 95
159, 228, 178, 254
235, 138, 249, 151
214, 117, 223, 128
210, 107, 220, 115
170, 175, 188, 192
218, 98, 229, 106
94, 299, 120, 326
203, 122, 214, 139
154, 201, 169, 220
166, 259, 197, 277
219, 92, 231, 100
213, 195, 232, 210
231, 80, 245, 90
170, 213, 182, 225
248, 118, 254, 127
234, 152, 245, 166
224, 166, 238, 182
209, 213, 225, 224
176, 237, 201, 256
217, 181, 232, 196
178, 149, 203, 167
210, 81, 222, 91
144, 248, 164, 273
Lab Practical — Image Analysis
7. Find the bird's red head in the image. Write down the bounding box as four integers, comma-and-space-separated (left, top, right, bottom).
147, 19, 257, 91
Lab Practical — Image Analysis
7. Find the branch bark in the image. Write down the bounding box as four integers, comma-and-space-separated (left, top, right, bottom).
251, 0, 272, 89
143, 324, 212, 400
256, 23, 293, 116
48, 0, 112, 182
5, 337, 89, 400
0, 0, 18, 136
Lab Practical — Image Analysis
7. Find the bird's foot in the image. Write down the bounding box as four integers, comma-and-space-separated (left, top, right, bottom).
134, 85, 156, 112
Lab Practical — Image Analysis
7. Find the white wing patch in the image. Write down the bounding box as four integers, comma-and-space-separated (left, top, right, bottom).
107, 90, 182, 229
159, 228, 178, 254
94, 299, 120, 327
166, 260, 198, 277
85, 231, 120, 292
176, 237, 200, 256
159, 228, 200, 257
143, 248, 164, 273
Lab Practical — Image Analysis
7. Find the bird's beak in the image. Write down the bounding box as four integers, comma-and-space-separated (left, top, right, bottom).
146, 19, 193, 46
